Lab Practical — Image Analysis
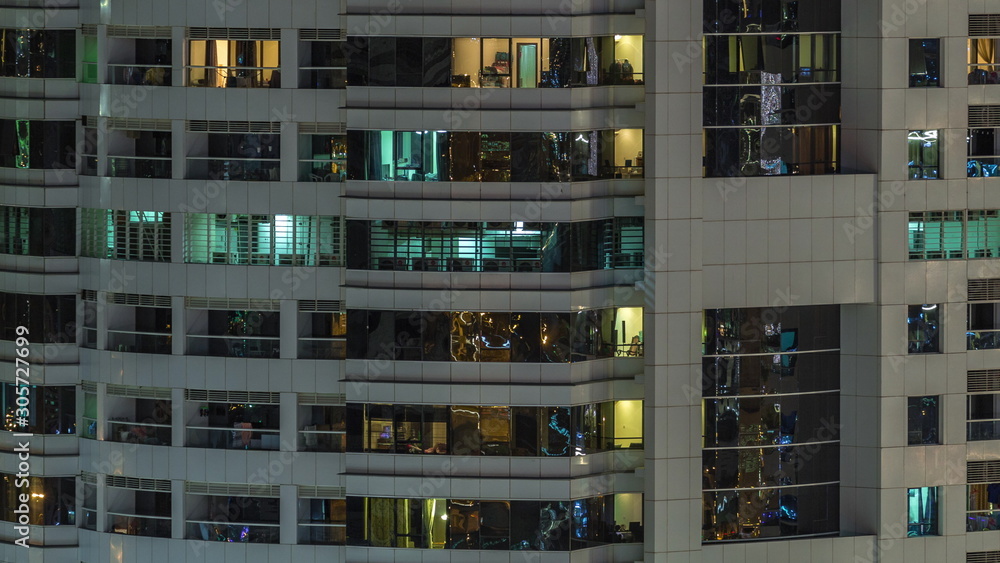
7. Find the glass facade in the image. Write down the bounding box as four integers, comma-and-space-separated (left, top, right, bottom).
909, 39, 940, 87
1, 385, 74, 434
186, 39, 280, 87
907, 396, 939, 445
348, 36, 643, 88
347, 218, 643, 272
908, 487, 939, 536
347, 129, 644, 181
0, 120, 75, 169
907, 304, 940, 354
0, 207, 74, 256
184, 214, 342, 266
0, 29, 75, 78
346, 494, 642, 549
907, 210, 1000, 260
0, 475, 76, 526
347, 308, 643, 362
0, 293, 75, 343
702, 0, 841, 177
346, 401, 642, 456
702, 305, 840, 542
908, 130, 939, 179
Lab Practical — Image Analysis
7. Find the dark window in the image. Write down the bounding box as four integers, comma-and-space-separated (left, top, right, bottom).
0, 29, 75, 78
0, 293, 75, 343
0, 207, 74, 256
0, 120, 76, 170
907, 396, 940, 445
909, 39, 940, 87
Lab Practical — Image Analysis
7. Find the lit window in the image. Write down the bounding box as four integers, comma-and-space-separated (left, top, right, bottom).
907, 487, 939, 536
908, 130, 939, 179
907, 304, 941, 354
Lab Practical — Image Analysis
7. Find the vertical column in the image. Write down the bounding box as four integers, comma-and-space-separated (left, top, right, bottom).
171, 120, 185, 180
644, 0, 705, 560
280, 392, 298, 452
96, 291, 108, 351
279, 121, 298, 183
280, 299, 297, 359
279, 483, 297, 544
96, 473, 107, 533
172, 296, 186, 356
172, 387, 186, 448
280, 28, 298, 90
172, 27, 185, 88
172, 478, 185, 539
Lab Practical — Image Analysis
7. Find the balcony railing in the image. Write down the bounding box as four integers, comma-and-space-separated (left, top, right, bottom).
186, 521, 281, 543
109, 156, 172, 179
108, 64, 172, 86
298, 428, 345, 452
186, 425, 281, 450
297, 338, 346, 360
108, 331, 172, 354
297, 522, 346, 544
298, 68, 346, 89
186, 336, 280, 358
108, 419, 172, 446
108, 513, 172, 537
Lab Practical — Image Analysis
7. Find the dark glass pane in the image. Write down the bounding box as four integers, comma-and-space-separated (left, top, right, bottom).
701, 352, 841, 396
540, 313, 571, 363
346, 38, 369, 86
422, 38, 451, 87
480, 501, 510, 549
395, 37, 422, 87
367, 37, 395, 86
703, 443, 839, 490
703, 392, 839, 448
365, 310, 397, 360
421, 312, 452, 361
909, 39, 940, 87
907, 396, 940, 445
703, 306, 841, 355
510, 132, 542, 181
510, 501, 541, 549
512, 407, 539, 455
449, 132, 480, 181
510, 312, 540, 362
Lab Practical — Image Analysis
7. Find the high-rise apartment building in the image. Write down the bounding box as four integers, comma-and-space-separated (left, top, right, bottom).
1, 0, 998, 562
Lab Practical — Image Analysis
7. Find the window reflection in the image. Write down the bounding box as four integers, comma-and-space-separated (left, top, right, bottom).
348, 401, 641, 456
0, 207, 75, 257
1, 385, 74, 434
0, 475, 75, 526
348, 307, 642, 362
702, 306, 840, 542
348, 129, 643, 181
350, 36, 643, 88
907, 304, 940, 354
0, 29, 75, 78
347, 495, 642, 549
0, 120, 75, 170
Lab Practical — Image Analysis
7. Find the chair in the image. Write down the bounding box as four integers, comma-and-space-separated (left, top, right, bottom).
626, 336, 641, 356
